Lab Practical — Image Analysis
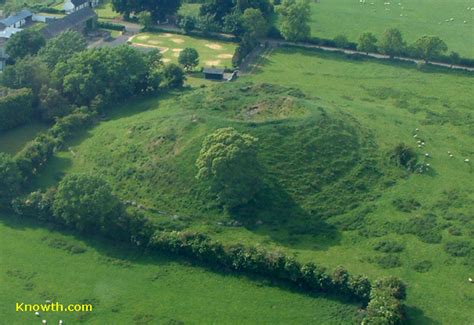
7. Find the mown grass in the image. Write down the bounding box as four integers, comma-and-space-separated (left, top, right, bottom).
0, 122, 48, 155
303, 0, 474, 58
130, 32, 237, 69
0, 214, 360, 324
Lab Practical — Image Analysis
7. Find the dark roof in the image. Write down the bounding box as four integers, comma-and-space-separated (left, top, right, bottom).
71, 0, 88, 7
41, 7, 96, 39
0, 9, 33, 26
203, 67, 225, 75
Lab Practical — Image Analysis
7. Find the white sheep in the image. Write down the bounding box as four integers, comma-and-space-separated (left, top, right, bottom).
35, 312, 40, 316
469, 277, 473, 283
465, 159, 470, 163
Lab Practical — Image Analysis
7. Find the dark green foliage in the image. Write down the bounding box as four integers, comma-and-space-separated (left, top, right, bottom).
46, 238, 87, 254
161, 64, 186, 89
369, 255, 402, 269
0, 153, 22, 209
52, 173, 122, 233
398, 214, 442, 244
278, 0, 311, 42
390, 143, 417, 171
5, 29, 46, 60
413, 260, 432, 273
448, 226, 462, 236
178, 48, 200, 71
149, 230, 371, 302
362, 278, 405, 325
358, 32, 378, 54
52, 46, 153, 106
392, 198, 421, 212
374, 276, 407, 300
379, 28, 405, 59
12, 188, 56, 221
112, 0, 181, 21
0, 56, 49, 100
413, 36, 448, 63
373, 240, 405, 253
0, 87, 34, 131
179, 15, 196, 34
38, 31, 87, 68
39, 87, 72, 122
444, 240, 472, 257
196, 127, 261, 209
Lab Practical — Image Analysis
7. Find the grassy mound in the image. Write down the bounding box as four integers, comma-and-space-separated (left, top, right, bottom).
36, 82, 387, 237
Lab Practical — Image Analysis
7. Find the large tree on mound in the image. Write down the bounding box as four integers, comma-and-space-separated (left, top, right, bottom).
53, 174, 122, 232
196, 127, 261, 209
278, 0, 311, 42
112, 0, 182, 21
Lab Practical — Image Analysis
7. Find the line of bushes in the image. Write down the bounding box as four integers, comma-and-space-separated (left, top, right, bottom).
97, 21, 126, 32
15, 108, 96, 180
38, 7, 66, 15
10, 176, 406, 324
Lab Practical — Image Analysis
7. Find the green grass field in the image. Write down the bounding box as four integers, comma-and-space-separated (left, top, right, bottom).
0, 122, 48, 155
95, 1, 120, 20
0, 214, 360, 324
29, 47, 474, 323
131, 32, 237, 69
178, 3, 201, 18
304, 0, 474, 58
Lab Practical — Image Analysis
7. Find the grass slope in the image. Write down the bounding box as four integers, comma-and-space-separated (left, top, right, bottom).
305, 0, 474, 58
0, 122, 48, 155
0, 214, 360, 324
248, 48, 474, 324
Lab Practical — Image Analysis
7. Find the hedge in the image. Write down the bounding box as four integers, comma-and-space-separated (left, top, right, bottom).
98, 21, 126, 32
0, 87, 34, 132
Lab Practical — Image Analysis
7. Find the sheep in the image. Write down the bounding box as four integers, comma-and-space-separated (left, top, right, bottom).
415, 128, 419, 132
413, 134, 418, 138
425, 153, 430, 157
42, 321, 47, 325
35, 312, 40, 317
59, 321, 64, 325
449, 154, 454, 158
469, 277, 473, 283
465, 159, 470, 163
45, 300, 51, 304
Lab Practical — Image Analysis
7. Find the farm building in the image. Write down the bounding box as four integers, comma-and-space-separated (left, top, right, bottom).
41, 7, 97, 39
0, 9, 33, 29
64, 0, 99, 14
203, 67, 225, 80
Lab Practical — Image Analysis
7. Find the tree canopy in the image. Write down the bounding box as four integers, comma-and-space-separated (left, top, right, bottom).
53, 173, 122, 232
379, 28, 405, 59
357, 32, 378, 55
196, 127, 261, 209
178, 48, 200, 71
38, 31, 87, 68
6, 29, 46, 60
278, 0, 311, 42
112, 0, 182, 21
414, 35, 448, 63
0, 153, 22, 209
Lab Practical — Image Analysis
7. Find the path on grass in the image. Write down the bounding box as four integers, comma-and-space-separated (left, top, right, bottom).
265, 39, 474, 72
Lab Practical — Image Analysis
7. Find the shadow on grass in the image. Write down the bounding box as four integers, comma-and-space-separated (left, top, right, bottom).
405, 305, 441, 325
230, 177, 342, 251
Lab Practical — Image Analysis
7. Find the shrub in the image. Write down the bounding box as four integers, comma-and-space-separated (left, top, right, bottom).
370, 255, 402, 269
413, 260, 432, 273
448, 226, 462, 236
373, 240, 405, 253
390, 143, 417, 171
374, 276, 407, 300
392, 198, 421, 213
399, 214, 442, 244
444, 240, 472, 257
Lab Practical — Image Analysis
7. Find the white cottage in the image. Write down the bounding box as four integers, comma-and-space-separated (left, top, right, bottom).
64, 0, 99, 15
